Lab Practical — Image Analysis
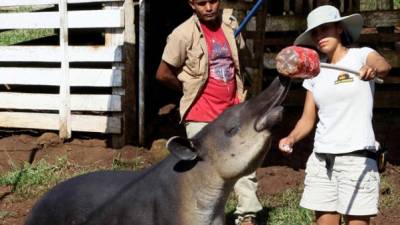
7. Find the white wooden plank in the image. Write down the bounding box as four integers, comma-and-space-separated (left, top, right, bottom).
0, 93, 121, 111
0, 9, 123, 29
0, 112, 121, 133
0, 68, 122, 87
71, 94, 121, 111
105, 2, 124, 46
59, 0, 71, 139
0, 46, 122, 62
72, 114, 121, 133
0, 0, 122, 7
0, 112, 59, 130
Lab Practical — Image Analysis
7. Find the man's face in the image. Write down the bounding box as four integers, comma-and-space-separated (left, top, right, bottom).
189, 0, 220, 23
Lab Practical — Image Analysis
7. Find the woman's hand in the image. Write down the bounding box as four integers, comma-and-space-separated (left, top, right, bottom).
359, 65, 378, 81
278, 136, 295, 155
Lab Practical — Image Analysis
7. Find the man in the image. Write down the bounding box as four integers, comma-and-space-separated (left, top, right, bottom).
156, 0, 262, 224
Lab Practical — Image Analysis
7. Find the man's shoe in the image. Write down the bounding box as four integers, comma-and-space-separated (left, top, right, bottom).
235, 214, 258, 225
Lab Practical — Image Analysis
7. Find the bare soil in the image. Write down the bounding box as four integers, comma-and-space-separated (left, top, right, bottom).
0, 133, 399, 225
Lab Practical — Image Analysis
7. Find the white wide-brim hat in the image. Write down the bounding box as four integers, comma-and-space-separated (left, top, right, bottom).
294, 5, 363, 47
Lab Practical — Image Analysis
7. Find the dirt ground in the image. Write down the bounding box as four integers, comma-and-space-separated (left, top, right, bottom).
0, 133, 399, 225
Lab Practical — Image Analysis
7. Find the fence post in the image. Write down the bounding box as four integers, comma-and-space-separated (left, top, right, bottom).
103, 2, 126, 148
59, 0, 71, 139
122, 0, 138, 146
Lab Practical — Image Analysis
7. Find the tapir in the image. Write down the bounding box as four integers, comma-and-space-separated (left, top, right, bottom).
24, 76, 290, 225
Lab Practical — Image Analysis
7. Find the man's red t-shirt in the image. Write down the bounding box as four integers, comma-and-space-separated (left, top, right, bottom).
185, 23, 239, 122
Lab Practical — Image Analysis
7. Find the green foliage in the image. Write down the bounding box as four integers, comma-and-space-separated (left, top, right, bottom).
0, 157, 72, 199
0, 210, 16, 220
379, 174, 400, 209
112, 156, 146, 171
225, 188, 314, 225
263, 189, 314, 225
0, 6, 34, 13
0, 6, 55, 46
0, 29, 55, 46
225, 193, 238, 213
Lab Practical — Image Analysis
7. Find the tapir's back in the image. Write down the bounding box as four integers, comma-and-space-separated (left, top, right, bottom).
24, 157, 183, 225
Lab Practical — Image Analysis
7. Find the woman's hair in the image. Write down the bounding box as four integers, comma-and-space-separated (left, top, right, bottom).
338, 22, 354, 46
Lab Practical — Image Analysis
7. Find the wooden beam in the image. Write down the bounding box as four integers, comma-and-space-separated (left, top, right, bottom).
245, 32, 400, 47
120, 0, 138, 145
0, 9, 124, 29
0, 112, 121, 133
0, 0, 123, 7
220, 1, 253, 9
0, 46, 122, 62
105, 1, 124, 147
249, 1, 268, 95
264, 15, 306, 32
362, 10, 400, 27
59, 0, 71, 139
358, 33, 400, 43
72, 114, 121, 133
259, 10, 400, 32
0, 68, 122, 87
0, 93, 121, 111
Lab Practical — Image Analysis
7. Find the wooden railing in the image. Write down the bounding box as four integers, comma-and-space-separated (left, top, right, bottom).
0, 0, 137, 146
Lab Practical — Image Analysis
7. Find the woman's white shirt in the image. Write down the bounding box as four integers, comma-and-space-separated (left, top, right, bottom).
303, 47, 376, 154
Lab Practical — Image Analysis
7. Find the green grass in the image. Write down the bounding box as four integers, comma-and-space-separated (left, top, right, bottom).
112, 155, 147, 171
225, 193, 239, 214
0, 154, 150, 200
0, 6, 55, 46
379, 174, 400, 209
263, 188, 314, 225
0, 6, 36, 13
0, 29, 55, 46
0, 210, 16, 220
0, 157, 74, 199
225, 188, 314, 225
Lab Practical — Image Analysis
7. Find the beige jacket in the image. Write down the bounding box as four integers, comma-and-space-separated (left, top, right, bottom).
161, 9, 247, 121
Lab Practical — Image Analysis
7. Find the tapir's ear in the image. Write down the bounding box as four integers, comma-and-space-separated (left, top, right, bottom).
255, 106, 283, 131
166, 136, 198, 161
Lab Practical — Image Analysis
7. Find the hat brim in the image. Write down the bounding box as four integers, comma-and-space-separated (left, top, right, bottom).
294, 14, 363, 47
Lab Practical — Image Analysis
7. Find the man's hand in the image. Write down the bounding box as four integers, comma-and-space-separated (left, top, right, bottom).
156, 61, 182, 92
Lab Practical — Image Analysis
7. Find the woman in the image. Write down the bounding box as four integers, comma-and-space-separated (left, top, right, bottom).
278, 5, 391, 225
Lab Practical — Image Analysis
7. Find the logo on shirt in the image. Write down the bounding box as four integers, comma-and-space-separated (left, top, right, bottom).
209, 40, 234, 83
335, 73, 353, 84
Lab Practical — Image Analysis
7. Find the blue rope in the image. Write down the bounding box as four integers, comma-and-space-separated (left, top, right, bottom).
234, 0, 266, 37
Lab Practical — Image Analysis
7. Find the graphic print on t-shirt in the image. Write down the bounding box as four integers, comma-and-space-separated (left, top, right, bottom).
335, 72, 354, 84
208, 39, 235, 83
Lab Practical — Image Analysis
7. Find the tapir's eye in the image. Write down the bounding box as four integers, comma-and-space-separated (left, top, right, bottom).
225, 126, 239, 137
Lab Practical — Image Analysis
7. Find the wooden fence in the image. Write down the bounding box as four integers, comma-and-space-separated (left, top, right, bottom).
0, 0, 137, 146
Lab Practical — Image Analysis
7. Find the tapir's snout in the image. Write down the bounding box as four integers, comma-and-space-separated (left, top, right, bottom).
249, 76, 291, 131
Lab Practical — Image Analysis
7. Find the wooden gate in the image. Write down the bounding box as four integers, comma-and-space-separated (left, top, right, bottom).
0, 0, 137, 146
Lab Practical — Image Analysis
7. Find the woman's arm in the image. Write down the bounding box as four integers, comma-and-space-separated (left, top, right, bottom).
278, 91, 317, 153
359, 51, 392, 80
